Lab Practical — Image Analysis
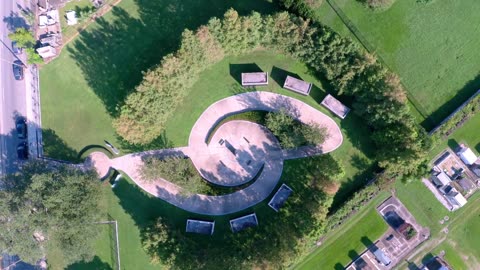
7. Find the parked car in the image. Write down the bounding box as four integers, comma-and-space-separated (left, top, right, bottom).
15, 117, 27, 139
12, 60, 24, 80
17, 142, 28, 160
12, 41, 22, 54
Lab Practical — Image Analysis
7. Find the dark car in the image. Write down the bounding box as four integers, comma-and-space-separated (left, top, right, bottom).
16, 117, 27, 139
17, 142, 29, 160
12, 41, 22, 54
13, 60, 24, 80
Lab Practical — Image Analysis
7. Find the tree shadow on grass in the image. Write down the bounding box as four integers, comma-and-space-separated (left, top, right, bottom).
66, 256, 112, 270
67, 0, 279, 117
421, 73, 480, 131
42, 128, 80, 162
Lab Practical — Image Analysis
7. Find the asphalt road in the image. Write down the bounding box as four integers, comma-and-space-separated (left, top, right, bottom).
0, 0, 28, 175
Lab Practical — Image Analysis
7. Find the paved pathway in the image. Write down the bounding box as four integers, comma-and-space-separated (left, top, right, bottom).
87, 91, 343, 215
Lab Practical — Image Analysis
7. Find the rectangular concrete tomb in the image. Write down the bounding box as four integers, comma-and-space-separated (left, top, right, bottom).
321, 94, 350, 119
230, 213, 258, 233
268, 184, 293, 212
283, 75, 312, 95
186, 219, 215, 235
241, 72, 269, 86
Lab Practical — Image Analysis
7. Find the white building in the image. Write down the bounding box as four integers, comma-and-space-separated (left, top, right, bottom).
458, 147, 478, 165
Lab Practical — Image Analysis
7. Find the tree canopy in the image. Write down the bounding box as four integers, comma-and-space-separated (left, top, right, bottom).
265, 110, 327, 149
116, 9, 430, 180
0, 162, 102, 266
8, 28, 43, 64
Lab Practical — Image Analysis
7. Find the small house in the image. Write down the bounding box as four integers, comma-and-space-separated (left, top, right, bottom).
372, 248, 391, 266
458, 147, 478, 165
36, 46, 57, 58
445, 188, 467, 209
431, 172, 451, 188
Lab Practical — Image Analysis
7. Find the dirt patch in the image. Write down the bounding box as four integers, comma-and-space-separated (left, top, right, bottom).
322, 181, 340, 195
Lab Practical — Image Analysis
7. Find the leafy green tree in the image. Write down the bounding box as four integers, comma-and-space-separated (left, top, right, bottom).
265, 110, 327, 148
8, 28, 43, 64
0, 161, 102, 266
8, 27, 35, 47
141, 157, 210, 195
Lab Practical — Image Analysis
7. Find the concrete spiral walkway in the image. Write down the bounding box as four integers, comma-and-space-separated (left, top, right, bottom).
87, 91, 343, 216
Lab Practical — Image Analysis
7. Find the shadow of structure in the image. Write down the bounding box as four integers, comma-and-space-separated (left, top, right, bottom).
66, 256, 112, 270
334, 263, 344, 270
270, 66, 301, 87
360, 236, 374, 250
476, 143, 480, 154
229, 63, 263, 85
447, 139, 460, 152
421, 73, 480, 130
67, 0, 278, 117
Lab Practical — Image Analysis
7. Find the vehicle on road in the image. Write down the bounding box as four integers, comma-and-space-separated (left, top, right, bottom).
16, 117, 27, 139
17, 142, 28, 160
12, 41, 22, 54
12, 60, 24, 80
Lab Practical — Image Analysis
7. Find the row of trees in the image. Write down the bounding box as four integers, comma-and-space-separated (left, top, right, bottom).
118, 9, 430, 180
0, 162, 102, 267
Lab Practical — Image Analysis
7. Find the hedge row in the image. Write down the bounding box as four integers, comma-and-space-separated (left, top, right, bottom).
431, 91, 480, 139
324, 184, 381, 232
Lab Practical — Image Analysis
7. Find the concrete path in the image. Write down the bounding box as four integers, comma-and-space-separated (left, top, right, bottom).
87, 91, 343, 215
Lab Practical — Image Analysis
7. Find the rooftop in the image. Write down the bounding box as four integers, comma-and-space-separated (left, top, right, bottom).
230, 213, 258, 233
185, 219, 215, 235
241, 72, 268, 86
321, 94, 350, 119
268, 184, 293, 212
458, 147, 477, 165
283, 76, 312, 95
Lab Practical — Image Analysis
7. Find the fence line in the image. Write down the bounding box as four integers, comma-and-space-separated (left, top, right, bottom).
95, 220, 121, 270
428, 89, 480, 135
325, 0, 430, 122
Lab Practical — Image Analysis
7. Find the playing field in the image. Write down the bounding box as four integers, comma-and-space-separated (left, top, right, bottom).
315, 0, 480, 129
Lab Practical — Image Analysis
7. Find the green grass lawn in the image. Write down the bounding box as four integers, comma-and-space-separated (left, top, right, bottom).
429, 112, 480, 159
315, 0, 480, 129
61, 155, 348, 269
59, 0, 93, 42
395, 180, 449, 235
294, 191, 390, 270
163, 50, 377, 205
40, 0, 279, 160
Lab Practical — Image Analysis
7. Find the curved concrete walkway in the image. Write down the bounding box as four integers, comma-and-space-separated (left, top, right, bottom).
87, 91, 343, 216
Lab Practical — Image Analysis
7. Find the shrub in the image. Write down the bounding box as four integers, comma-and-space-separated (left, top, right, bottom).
265, 110, 327, 148
357, 0, 397, 10
431, 93, 480, 140
141, 156, 210, 195
118, 9, 430, 180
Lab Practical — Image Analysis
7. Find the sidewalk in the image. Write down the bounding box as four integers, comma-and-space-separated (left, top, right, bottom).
24, 64, 43, 159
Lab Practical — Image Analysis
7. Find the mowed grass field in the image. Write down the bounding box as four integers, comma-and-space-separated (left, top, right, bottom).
163, 50, 377, 205
40, 0, 279, 160
294, 192, 390, 269
315, 0, 480, 129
